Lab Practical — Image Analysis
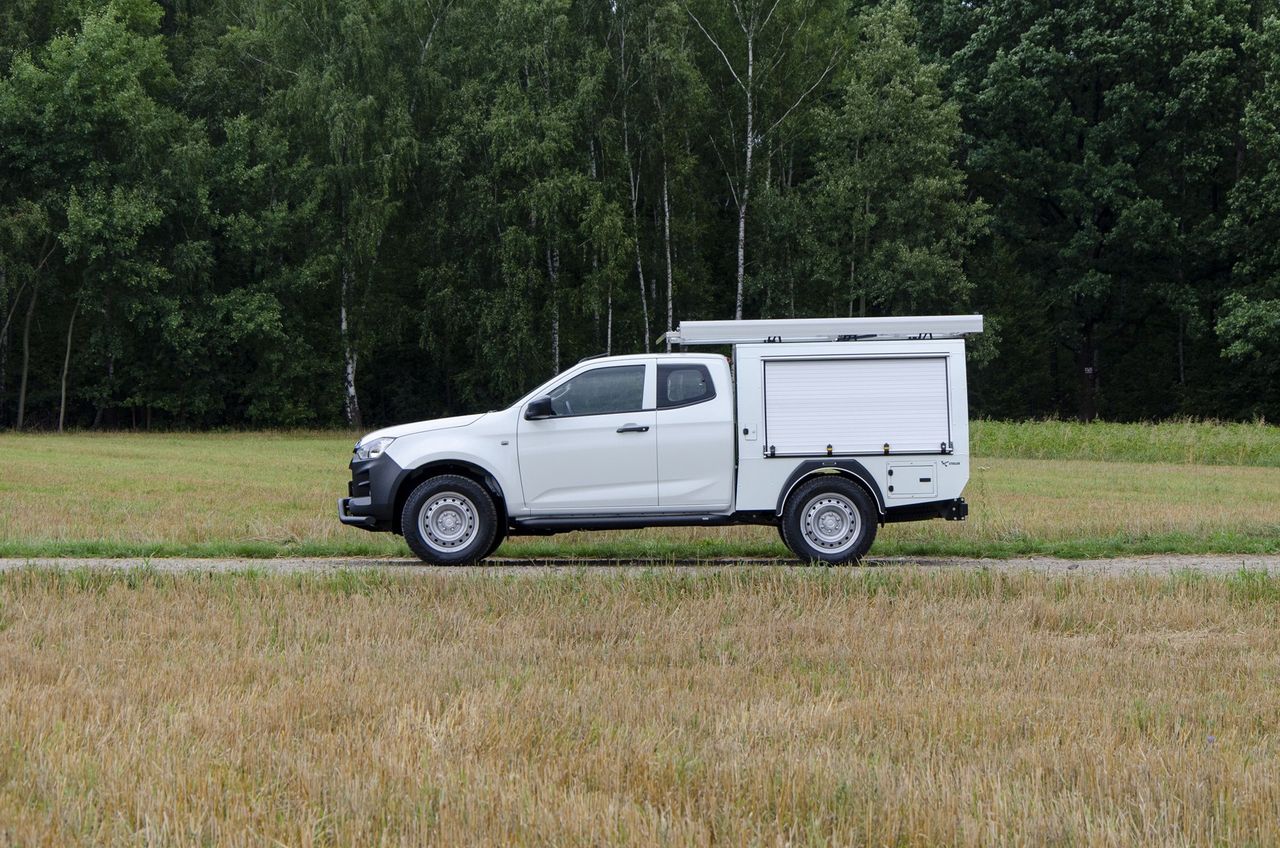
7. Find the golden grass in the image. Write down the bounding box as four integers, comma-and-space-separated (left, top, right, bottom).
2, 568, 1279, 845
0, 431, 1277, 558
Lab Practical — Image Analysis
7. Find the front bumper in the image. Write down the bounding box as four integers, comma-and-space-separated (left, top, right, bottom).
338, 496, 381, 530
337, 453, 406, 533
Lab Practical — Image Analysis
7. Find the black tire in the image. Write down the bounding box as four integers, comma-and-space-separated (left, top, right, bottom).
780, 476, 878, 565
401, 474, 498, 566
776, 520, 793, 553
482, 523, 507, 560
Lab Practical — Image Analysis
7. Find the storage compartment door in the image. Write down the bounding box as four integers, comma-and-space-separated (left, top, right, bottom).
887, 462, 938, 498
764, 357, 950, 456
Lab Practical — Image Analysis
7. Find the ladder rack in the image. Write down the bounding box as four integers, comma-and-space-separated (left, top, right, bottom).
663, 315, 983, 346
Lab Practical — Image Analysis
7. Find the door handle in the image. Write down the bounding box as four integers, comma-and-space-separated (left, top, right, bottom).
616, 424, 650, 433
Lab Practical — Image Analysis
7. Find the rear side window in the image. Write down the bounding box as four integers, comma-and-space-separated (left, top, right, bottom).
548, 364, 645, 416
658, 363, 715, 409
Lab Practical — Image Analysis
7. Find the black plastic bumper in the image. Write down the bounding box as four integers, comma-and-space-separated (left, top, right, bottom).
882, 497, 968, 524
337, 496, 381, 530
338, 454, 405, 533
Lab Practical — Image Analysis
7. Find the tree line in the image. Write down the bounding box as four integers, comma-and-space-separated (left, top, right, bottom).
2, 0, 1278, 430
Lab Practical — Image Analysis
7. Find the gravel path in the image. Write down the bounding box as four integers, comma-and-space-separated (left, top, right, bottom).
1, 554, 1277, 576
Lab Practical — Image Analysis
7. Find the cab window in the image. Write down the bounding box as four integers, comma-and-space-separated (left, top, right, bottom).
658, 363, 715, 408
547, 365, 645, 416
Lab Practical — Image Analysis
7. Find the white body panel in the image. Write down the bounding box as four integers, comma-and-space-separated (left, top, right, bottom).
376, 411, 524, 506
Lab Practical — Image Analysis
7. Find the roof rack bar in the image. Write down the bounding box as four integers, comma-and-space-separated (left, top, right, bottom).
664, 315, 982, 346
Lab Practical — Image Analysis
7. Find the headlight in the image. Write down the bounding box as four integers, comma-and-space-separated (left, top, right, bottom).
354, 436, 396, 461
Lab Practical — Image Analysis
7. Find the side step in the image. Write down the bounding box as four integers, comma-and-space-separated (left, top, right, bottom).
511, 513, 736, 534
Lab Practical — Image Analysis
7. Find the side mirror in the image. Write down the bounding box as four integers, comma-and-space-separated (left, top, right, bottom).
524, 395, 555, 420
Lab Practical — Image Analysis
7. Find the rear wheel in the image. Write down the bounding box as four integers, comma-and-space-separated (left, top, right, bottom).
780, 476, 877, 565
401, 474, 498, 565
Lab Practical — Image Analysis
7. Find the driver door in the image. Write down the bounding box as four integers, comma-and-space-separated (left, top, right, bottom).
517, 362, 658, 512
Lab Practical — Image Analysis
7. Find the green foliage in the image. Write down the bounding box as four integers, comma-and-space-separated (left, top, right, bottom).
1, 0, 1279, 428
1218, 17, 1280, 410
934, 0, 1267, 420
801, 2, 987, 316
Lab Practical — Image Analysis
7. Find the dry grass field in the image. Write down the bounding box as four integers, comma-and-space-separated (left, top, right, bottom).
4, 422, 1278, 845
0, 420, 1278, 559
2, 567, 1279, 845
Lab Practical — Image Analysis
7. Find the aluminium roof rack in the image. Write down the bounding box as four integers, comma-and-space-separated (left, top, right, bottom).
663, 315, 983, 346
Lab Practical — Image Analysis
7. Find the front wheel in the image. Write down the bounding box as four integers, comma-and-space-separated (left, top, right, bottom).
780, 476, 878, 565
401, 474, 499, 565
482, 522, 508, 560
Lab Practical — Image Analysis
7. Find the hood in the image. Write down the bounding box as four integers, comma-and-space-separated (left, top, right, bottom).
357, 414, 485, 444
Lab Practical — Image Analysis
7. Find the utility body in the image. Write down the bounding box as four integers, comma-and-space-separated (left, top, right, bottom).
339, 315, 982, 564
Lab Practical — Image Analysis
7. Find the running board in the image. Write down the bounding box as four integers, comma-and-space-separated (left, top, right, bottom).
511, 513, 736, 533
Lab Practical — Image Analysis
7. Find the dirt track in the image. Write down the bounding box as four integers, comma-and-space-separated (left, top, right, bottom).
1, 554, 1278, 576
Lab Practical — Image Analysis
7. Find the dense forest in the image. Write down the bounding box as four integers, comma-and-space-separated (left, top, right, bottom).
1, 0, 1278, 430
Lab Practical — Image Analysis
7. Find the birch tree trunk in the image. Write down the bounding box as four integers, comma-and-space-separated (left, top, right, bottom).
58, 299, 79, 432
0, 265, 6, 414
735, 40, 754, 321
860, 193, 870, 316
547, 243, 561, 374
663, 160, 675, 351
340, 266, 362, 429
16, 282, 38, 430
627, 167, 650, 351
848, 255, 857, 318
1, 272, 37, 425
0, 270, 12, 343
588, 138, 609, 356
617, 16, 650, 351
0, 272, 25, 422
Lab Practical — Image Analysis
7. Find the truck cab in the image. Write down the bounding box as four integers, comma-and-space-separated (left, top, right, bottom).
339, 315, 981, 564
516, 353, 736, 514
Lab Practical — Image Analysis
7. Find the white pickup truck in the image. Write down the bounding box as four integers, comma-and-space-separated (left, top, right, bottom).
339, 315, 981, 564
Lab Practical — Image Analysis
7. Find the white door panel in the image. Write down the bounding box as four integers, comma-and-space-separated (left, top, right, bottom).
517, 362, 658, 512
518, 412, 657, 511
655, 363, 734, 510
657, 421, 734, 507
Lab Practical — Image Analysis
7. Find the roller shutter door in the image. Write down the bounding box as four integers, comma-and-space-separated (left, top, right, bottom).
763, 357, 950, 456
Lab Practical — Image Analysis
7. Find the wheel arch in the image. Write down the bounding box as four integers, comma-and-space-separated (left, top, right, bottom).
775, 460, 885, 519
392, 459, 509, 535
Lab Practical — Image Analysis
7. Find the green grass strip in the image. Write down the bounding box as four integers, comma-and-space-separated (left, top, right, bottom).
972, 419, 1280, 467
